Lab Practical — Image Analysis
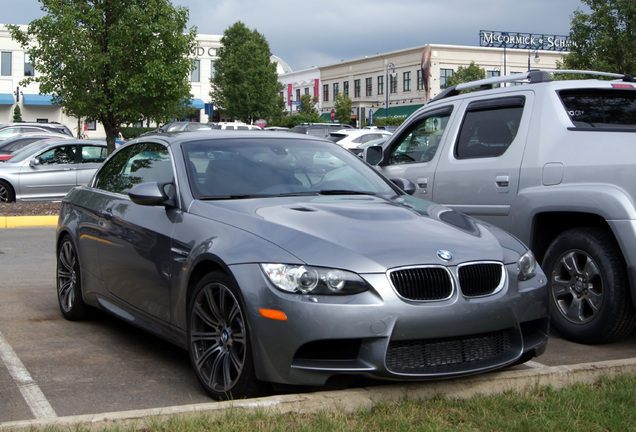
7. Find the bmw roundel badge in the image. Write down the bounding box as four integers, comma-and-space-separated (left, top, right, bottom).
437, 250, 452, 261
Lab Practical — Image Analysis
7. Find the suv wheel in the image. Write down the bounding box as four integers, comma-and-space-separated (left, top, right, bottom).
543, 227, 636, 344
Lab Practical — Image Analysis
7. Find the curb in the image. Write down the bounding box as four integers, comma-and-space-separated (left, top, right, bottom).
0, 215, 58, 228
2, 358, 636, 431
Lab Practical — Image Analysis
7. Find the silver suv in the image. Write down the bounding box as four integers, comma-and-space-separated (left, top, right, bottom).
365, 70, 636, 344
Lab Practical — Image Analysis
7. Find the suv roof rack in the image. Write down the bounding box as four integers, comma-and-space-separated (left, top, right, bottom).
430, 69, 635, 103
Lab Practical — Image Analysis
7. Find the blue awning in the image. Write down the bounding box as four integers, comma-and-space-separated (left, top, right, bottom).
22, 94, 56, 106
0, 93, 15, 105
189, 98, 205, 109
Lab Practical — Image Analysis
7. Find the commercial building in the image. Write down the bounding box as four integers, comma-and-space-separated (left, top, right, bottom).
281, 42, 565, 127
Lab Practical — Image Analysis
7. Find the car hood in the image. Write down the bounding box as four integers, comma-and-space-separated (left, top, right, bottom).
189, 194, 507, 273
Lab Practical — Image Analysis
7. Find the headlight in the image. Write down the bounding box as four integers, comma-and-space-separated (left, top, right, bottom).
260, 264, 369, 295
517, 250, 537, 281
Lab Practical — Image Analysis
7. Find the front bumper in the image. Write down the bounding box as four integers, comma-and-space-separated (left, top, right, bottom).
231, 263, 549, 386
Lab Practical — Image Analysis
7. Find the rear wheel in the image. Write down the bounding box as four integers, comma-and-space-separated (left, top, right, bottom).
57, 236, 90, 320
543, 228, 636, 344
188, 272, 263, 400
0, 180, 15, 203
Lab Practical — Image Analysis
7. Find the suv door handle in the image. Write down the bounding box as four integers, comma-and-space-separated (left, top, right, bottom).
495, 175, 510, 188
417, 177, 428, 193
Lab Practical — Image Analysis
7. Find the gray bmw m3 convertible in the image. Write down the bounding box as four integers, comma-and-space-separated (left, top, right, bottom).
56, 130, 549, 400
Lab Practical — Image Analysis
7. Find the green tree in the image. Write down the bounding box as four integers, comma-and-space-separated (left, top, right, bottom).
334, 93, 352, 125
8, 0, 196, 153
299, 94, 319, 116
12, 105, 22, 122
211, 22, 283, 124
560, 0, 635, 74
446, 61, 486, 87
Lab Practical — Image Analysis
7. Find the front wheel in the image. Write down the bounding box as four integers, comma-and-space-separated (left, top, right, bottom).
188, 272, 264, 400
57, 236, 90, 320
0, 179, 15, 203
543, 228, 636, 344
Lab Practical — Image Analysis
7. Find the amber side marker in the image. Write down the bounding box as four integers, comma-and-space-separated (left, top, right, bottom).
259, 308, 288, 321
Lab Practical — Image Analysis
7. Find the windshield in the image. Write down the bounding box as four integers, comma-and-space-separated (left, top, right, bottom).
182, 137, 400, 199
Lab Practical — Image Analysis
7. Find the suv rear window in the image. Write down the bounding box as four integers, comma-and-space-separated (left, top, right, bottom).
559, 89, 636, 129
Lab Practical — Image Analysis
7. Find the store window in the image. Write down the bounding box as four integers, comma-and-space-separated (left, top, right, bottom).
24, 53, 34, 77
417, 70, 424, 90
354, 79, 360, 98
403, 71, 411, 92
366, 78, 372, 97
191, 60, 200, 82
333, 83, 339, 97
343, 81, 349, 97
1, 52, 11, 76
377, 76, 384, 96
323, 84, 329, 102
210, 60, 215, 79
440, 69, 454, 89
390, 74, 398, 94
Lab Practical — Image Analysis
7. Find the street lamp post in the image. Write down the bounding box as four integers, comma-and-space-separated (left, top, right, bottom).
385, 62, 395, 117
528, 50, 540, 71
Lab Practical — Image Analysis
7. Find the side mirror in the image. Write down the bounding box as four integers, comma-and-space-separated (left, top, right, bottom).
30, 158, 41, 167
363, 145, 383, 165
390, 178, 416, 195
129, 182, 175, 207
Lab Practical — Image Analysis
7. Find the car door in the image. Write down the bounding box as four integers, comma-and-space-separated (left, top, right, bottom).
378, 105, 455, 201
91, 141, 177, 322
431, 93, 533, 231
17, 143, 79, 200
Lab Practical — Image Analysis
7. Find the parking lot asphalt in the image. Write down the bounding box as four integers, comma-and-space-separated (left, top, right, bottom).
2, 218, 636, 431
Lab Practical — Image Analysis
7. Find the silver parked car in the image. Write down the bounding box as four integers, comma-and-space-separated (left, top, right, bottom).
0, 139, 108, 202
56, 131, 549, 400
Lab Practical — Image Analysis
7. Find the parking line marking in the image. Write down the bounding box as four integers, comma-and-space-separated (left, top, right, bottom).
524, 360, 547, 369
0, 330, 57, 419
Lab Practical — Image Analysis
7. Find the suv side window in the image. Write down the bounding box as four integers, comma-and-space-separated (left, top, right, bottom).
387, 107, 452, 164
94, 142, 172, 195
455, 97, 524, 159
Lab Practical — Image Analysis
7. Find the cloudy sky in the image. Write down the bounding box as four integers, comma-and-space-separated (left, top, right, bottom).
4, 0, 585, 71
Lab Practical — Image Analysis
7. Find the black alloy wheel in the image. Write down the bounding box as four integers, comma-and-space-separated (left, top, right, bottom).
57, 236, 90, 320
188, 272, 263, 400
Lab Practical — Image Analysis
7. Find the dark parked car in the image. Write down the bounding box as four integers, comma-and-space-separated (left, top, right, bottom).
56, 131, 549, 400
0, 139, 108, 202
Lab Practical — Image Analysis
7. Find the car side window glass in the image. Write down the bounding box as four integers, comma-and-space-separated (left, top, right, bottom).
38, 145, 77, 165
94, 143, 172, 195
455, 97, 524, 159
387, 108, 452, 165
80, 145, 108, 163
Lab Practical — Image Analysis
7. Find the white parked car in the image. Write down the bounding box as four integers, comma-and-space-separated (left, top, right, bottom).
329, 129, 393, 149
212, 122, 262, 130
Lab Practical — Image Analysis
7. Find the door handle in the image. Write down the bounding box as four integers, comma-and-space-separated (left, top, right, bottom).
417, 177, 428, 193
495, 175, 510, 188
100, 208, 113, 220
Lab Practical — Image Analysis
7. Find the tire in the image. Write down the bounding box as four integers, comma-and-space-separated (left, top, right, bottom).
0, 179, 15, 203
57, 236, 90, 320
543, 227, 636, 344
188, 272, 263, 400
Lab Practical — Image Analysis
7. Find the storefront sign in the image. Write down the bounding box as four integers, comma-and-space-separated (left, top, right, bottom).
192, 46, 219, 58
480, 30, 574, 51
